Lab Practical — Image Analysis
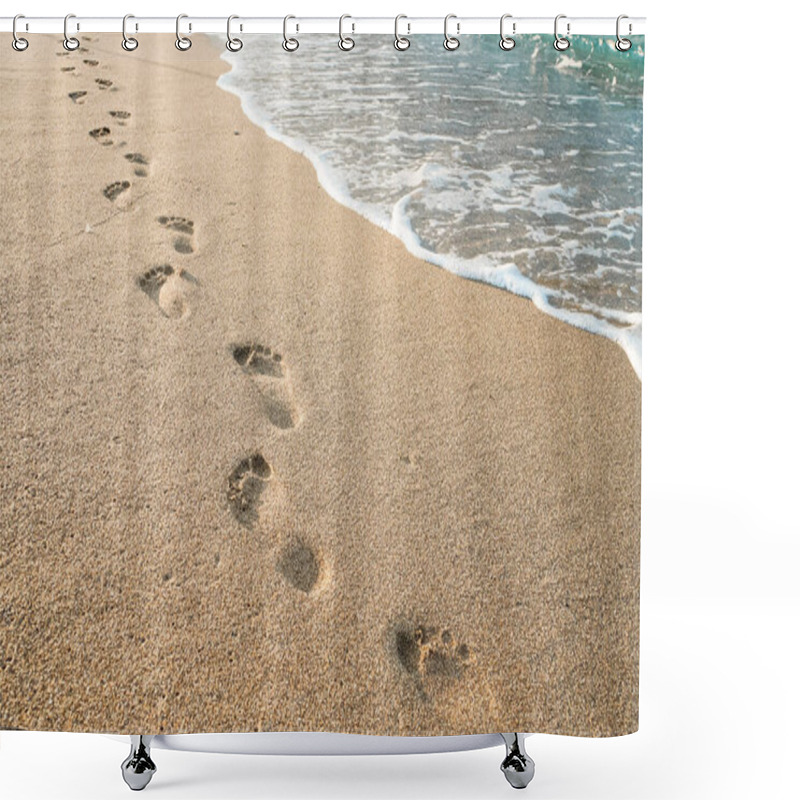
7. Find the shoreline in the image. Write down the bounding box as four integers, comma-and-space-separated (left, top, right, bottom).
217, 39, 644, 380
0, 34, 640, 737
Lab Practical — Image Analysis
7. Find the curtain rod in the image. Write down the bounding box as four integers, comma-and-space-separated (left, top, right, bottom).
1, 16, 646, 37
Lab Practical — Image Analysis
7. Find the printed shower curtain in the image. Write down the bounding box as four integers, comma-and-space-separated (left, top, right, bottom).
0, 31, 643, 737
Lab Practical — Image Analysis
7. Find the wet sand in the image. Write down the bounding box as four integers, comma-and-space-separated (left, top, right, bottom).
0, 35, 640, 736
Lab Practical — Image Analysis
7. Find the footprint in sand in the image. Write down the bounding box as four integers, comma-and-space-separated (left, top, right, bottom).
137, 264, 199, 319
125, 152, 149, 178
393, 623, 472, 686
95, 78, 113, 90
68, 91, 87, 103
226, 452, 272, 526
156, 216, 196, 255
109, 110, 131, 127
400, 452, 420, 468
83, 59, 99, 67
61, 66, 76, 72
102, 181, 130, 202
277, 540, 323, 593
230, 343, 300, 430
89, 127, 112, 146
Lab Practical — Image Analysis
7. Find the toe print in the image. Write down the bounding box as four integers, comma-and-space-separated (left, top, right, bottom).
231, 343, 285, 379
89, 127, 112, 146
156, 216, 196, 254
226, 452, 272, 526
277, 541, 322, 593
125, 153, 149, 177
109, 110, 131, 127
157, 216, 194, 235
230, 343, 300, 429
393, 623, 472, 683
102, 181, 130, 202
138, 264, 174, 303
137, 264, 198, 319
95, 78, 113, 90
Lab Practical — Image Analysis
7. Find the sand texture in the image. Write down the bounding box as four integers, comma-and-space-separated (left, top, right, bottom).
0, 35, 640, 736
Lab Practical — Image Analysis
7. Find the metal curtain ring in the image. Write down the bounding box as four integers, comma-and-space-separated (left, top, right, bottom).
499, 13, 515, 50
443, 14, 460, 51
282, 15, 299, 51
12, 14, 29, 51
122, 14, 138, 51
63, 13, 80, 51
226, 15, 243, 52
394, 14, 410, 51
616, 14, 632, 51
338, 14, 354, 51
553, 14, 570, 51
175, 14, 192, 51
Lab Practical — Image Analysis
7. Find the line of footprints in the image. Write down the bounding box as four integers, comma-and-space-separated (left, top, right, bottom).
65, 46, 150, 204
65, 42, 313, 596
65, 43, 472, 671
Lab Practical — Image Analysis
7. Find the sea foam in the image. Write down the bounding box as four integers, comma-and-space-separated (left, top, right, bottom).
217, 34, 644, 378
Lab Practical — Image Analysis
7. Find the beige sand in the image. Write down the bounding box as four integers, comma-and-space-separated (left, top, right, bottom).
0, 35, 640, 737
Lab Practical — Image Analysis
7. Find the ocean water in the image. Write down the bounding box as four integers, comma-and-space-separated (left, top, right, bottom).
218, 35, 644, 377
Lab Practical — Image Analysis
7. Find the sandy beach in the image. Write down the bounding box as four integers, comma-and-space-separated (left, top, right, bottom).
0, 35, 640, 737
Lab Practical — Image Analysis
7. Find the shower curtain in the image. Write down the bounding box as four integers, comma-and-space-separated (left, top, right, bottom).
0, 31, 643, 738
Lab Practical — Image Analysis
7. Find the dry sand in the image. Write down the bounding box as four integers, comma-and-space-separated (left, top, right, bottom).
0, 35, 640, 736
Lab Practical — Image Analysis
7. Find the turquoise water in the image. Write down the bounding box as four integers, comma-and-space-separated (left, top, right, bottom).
219, 35, 644, 375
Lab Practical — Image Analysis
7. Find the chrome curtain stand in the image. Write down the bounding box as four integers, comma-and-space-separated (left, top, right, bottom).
119, 733, 535, 791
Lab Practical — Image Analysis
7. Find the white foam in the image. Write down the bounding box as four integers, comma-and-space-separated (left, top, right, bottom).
217, 43, 642, 381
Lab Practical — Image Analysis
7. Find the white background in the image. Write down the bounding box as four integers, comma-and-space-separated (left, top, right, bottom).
1, 1, 798, 798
